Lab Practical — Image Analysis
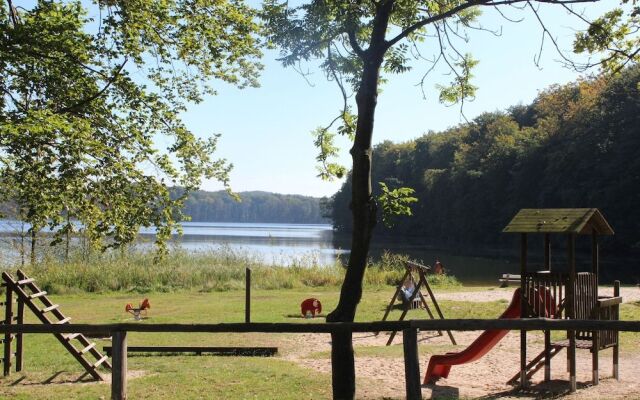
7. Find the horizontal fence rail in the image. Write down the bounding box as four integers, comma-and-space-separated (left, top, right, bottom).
1, 319, 640, 334
3, 319, 639, 400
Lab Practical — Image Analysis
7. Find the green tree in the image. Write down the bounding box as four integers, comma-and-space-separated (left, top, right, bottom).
262, 1, 632, 397
0, 0, 261, 260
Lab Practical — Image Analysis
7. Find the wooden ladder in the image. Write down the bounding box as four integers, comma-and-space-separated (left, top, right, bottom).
1, 269, 111, 381
507, 344, 564, 384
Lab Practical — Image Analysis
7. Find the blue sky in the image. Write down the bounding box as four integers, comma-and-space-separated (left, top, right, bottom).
184, 2, 615, 198
15, 1, 618, 198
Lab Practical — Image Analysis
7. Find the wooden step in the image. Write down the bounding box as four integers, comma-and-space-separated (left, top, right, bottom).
3, 270, 110, 380
93, 355, 109, 368
16, 278, 35, 285
29, 291, 47, 299
79, 343, 96, 354
41, 304, 59, 313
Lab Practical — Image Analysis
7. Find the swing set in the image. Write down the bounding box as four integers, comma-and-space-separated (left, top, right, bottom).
378, 260, 456, 346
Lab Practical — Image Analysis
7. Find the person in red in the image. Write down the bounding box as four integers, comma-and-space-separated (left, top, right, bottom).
433, 258, 445, 275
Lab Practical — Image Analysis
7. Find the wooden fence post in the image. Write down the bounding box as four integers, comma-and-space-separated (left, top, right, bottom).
112, 331, 127, 400
15, 294, 24, 372
403, 328, 422, 400
3, 285, 12, 376
613, 280, 620, 380
245, 268, 251, 323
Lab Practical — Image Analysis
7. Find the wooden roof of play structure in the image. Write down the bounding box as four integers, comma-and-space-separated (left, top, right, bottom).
502, 208, 614, 235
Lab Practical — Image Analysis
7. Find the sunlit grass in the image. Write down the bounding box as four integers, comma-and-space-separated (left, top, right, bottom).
3, 248, 461, 294
0, 286, 638, 399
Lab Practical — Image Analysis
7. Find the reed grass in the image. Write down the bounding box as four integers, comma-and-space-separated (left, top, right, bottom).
5, 247, 460, 294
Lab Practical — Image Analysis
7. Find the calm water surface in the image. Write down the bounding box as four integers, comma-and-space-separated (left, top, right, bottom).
148, 222, 520, 285
0, 220, 522, 285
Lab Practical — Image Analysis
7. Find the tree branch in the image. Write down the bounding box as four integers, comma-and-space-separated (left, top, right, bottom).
385, 0, 600, 50
56, 59, 128, 114
347, 28, 365, 58
6, 0, 20, 26
386, 0, 492, 49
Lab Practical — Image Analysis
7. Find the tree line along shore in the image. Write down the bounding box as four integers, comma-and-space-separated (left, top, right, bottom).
328, 66, 640, 255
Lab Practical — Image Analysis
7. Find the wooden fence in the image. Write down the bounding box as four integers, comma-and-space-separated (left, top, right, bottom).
2, 319, 640, 400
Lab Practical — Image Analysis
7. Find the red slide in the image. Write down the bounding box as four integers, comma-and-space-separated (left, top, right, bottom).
423, 289, 522, 384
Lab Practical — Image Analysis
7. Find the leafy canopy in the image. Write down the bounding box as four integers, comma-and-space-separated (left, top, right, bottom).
0, 0, 262, 256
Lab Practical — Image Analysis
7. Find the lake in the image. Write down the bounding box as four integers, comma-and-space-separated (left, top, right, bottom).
0, 220, 522, 284
8, 220, 630, 285
141, 222, 520, 285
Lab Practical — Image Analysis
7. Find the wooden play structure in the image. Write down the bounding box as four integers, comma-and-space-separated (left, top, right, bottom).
1, 269, 111, 380
379, 260, 456, 346
503, 208, 622, 392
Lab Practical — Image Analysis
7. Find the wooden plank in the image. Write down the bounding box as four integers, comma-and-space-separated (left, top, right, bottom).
613, 280, 620, 380
402, 328, 422, 400
102, 346, 278, 357
1, 319, 640, 335
597, 297, 622, 308
93, 355, 109, 368
16, 294, 23, 372
79, 343, 96, 354
3, 280, 12, 376
544, 330, 551, 381
16, 278, 34, 286
111, 331, 127, 400
378, 270, 409, 326
64, 333, 81, 341
29, 291, 47, 299
520, 233, 527, 388
245, 268, 251, 324
508, 345, 563, 384
42, 304, 60, 313
404, 260, 431, 273
421, 271, 456, 345
57, 317, 71, 324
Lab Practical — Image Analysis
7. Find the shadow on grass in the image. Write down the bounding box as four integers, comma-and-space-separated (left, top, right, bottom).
7, 371, 98, 387
284, 314, 327, 319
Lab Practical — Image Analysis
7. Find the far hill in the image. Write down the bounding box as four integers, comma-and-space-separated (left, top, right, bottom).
181, 190, 329, 224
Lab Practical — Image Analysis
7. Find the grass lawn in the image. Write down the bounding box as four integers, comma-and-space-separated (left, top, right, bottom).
1, 286, 638, 399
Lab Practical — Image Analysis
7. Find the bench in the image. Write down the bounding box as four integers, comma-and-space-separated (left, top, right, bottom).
499, 274, 521, 287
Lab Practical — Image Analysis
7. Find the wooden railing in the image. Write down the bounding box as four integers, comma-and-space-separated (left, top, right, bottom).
2, 319, 640, 400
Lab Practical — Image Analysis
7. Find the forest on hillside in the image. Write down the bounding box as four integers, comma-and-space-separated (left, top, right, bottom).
329, 66, 640, 253
181, 190, 329, 224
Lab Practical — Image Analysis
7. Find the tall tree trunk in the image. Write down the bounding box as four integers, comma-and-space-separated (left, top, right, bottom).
326, 3, 391, 393
30, 229, 36, 265
65, 214, 71, 261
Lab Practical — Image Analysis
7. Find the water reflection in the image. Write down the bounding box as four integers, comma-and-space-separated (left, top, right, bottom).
141, 222, 348, 267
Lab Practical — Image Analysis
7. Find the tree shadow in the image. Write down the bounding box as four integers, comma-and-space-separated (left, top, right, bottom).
8, 371, 99, 387
422, 382, 460, 399
477, 380, 591, 399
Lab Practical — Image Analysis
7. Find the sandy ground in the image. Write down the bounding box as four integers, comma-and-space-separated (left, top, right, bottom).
283, 286, 640, 399
437, 286, 640, 304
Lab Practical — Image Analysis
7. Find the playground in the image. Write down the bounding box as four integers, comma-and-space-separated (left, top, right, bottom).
0, 284, 639, 399
287, 295, 640, 399
1, 210, 638, 399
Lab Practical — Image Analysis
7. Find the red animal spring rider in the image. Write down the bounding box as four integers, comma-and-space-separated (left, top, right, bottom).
300, 298, 322, 318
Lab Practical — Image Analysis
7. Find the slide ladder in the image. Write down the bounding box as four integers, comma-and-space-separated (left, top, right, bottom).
507, 345, 564, 384
2, 270, 111, 380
